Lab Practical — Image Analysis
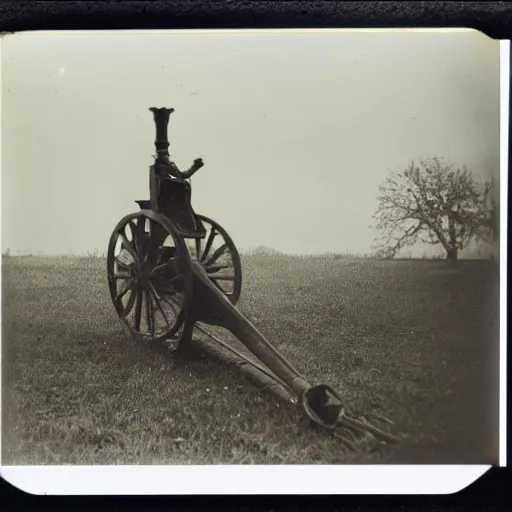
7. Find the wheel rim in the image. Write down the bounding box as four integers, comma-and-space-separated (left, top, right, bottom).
107, 211, 192, 341
186, 214, 242, 305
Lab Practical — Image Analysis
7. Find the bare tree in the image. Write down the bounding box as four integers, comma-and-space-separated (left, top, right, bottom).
480, 174, 499, 243
372, 156, 490, 262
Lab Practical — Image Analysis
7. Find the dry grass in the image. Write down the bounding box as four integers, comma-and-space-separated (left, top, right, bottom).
1, 255, 499, 465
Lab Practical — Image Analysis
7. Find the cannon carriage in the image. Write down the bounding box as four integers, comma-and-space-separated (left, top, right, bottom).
107, 107, 242, 344
106, 107, 399, 444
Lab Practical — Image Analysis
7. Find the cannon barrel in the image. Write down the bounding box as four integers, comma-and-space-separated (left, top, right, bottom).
189, 261, 345, 429
191, 261, 311, 396
149, 107, 175, 161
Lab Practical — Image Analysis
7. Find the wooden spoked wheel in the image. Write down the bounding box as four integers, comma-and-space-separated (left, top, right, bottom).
107, 211, 192, 342
186, 214, 242, 306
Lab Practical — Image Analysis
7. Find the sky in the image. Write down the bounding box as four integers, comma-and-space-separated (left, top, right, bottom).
1, 29, 501, 256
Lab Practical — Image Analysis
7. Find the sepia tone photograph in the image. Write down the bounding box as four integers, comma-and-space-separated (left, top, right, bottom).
1, 28, 501, 468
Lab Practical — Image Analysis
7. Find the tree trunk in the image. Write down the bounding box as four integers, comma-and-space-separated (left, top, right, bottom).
446, 247, 458, 263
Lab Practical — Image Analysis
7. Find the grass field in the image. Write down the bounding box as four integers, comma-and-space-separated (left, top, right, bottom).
1, 254, 499, 465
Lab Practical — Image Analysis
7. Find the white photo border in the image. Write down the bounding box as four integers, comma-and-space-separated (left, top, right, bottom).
0, 29, 507, 496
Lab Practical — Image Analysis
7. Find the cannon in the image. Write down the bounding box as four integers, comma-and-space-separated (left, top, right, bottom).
107, 107, 399, 446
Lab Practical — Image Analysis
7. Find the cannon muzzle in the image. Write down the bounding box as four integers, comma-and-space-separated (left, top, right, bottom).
149, 107, 175, 160
188, 261, 345, 429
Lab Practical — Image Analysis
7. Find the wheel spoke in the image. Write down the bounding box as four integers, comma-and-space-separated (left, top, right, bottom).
208, 274, 235, 281
203, 243, 228, 267
150, 257, 180, 276
114, 279, 134, 303
152, 280, 182, 297
112, 272, 132, 280
200, 228, 217, 262
134, 291, 143, 331
161, 296, 180, 315
210, 279, 226, 294
204, 263, 232, 273
129, 218, 148, 264
145, 291, 155, 337
119, 231, 139, 263
148, 222, 167, 267
122, 289, 137, 318
194, 238, 202, 261
148, 283, 171, 328
114, 256, 132, 271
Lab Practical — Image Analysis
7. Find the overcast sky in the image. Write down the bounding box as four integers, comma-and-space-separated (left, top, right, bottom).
1, 29, 501, 256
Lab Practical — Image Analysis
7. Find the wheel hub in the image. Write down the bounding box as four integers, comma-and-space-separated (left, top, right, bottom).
137, 271, 150, 288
